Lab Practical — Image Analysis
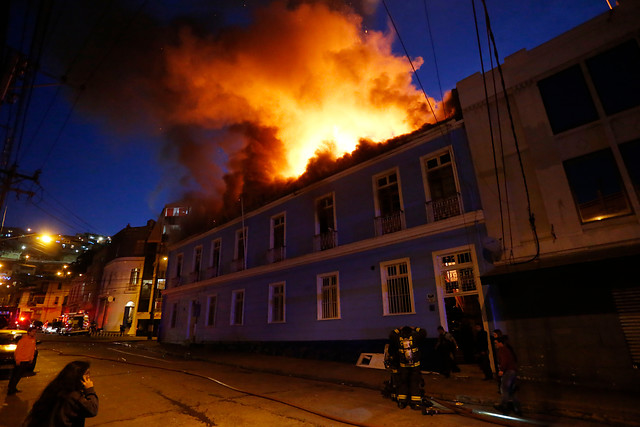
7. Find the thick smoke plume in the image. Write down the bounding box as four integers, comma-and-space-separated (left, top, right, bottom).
55, 0, 450, 231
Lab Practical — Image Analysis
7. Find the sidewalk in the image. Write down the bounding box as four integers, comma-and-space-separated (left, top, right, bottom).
122, 337, 639, 426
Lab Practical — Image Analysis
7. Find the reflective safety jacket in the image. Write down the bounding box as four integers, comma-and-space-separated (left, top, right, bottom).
389, 326, 426, 368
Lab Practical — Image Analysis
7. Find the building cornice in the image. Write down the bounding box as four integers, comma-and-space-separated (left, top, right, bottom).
170, 120, 466, 250
163, 209, 484, 296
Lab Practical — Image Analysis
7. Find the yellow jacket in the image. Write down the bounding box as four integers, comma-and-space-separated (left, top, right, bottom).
14, 335, 36, 363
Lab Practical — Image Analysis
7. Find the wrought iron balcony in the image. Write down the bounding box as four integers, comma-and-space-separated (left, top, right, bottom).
313, 230, 338, 251
206, 265, 220, 279
267, 246, 286, 263
188, 271, 201, 283
374, 211, 406, 236
425, 193, 463, 222
232, 258, 245, 272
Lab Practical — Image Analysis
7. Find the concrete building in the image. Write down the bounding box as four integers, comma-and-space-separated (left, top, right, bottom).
161, 121, 490, 363
457, 2, 640, 389
16, 277, 70, 325
94, 222, 155, 335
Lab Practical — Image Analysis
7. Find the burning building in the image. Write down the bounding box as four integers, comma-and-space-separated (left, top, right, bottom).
161, 1, 640, 392
161, 118, 488, 367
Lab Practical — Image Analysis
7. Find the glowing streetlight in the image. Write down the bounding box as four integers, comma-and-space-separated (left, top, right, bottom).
38, 234, 53, 244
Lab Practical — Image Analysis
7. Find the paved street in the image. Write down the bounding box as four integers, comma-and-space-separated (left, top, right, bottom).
0, 336, 499, 427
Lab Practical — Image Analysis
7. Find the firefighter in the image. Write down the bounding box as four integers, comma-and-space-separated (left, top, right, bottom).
388, 326, 427, 409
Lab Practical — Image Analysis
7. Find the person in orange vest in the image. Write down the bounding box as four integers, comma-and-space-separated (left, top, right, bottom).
8, 327, 37, 395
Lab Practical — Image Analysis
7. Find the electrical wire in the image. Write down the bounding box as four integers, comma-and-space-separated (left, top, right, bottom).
422, 0, 447, 116
471, 0, 506, 260
381, 0, 440, 125
478, 0, 540, 264
4, 1, 148, 237
484, 14, 514, 260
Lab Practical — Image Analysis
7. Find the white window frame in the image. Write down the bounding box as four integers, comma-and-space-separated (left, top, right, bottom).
129, 268, 141, 285
380, 258, 415, 315
372, 168, 404, 217
317, 272, 341, 320
314, 193, 337, 235
210, 238, 222, 271
231, 289, 245, 326
268, 282, 286, 324
206, 294, 217, 327
193, 245, 203, 274
234, 228, 248, 261
270, 212, 286, 249
420, 147, 464, 219
128, 268, 141, 291
432, 245, 482, 328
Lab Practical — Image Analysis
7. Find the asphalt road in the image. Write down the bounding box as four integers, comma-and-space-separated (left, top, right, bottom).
0, 336, 503, 427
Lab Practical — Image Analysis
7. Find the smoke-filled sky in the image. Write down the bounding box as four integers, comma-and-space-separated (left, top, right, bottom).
1, 0, 610, 236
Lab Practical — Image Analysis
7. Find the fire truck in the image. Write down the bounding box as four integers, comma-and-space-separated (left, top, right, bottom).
59, 312, 91, 335
0, 306, 21, 329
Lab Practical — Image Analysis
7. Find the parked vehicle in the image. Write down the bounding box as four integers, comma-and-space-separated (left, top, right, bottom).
0, 329, 38, 372
59, 313, 91, 336
44, 320, 64, 334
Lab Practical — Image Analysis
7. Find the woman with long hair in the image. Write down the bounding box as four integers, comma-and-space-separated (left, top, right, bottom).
23, 360, 98, 427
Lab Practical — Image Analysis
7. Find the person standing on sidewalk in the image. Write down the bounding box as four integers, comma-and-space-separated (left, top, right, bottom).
435, 326, 459, 377
494, 336, 522, 416
473, 323, 494, 380
7, 327, 37, 395
23, 360, 98, 427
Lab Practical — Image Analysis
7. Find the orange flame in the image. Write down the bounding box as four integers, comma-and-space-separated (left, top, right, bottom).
163, 1, 441, 178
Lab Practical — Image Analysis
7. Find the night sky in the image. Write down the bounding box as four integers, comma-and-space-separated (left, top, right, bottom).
1, 0, 609, 237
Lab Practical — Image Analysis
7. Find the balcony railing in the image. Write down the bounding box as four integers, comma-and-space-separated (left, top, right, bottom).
188, 271, 202, 283
374, 211, 405, 236
232, 258, 245, 272
314, 230, 338, 251
425, 193, 462, 222
206, 265, 220, 279
267, 246, 286, 263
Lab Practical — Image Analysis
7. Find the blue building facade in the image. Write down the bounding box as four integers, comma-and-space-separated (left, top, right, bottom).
160, 121, 491, 362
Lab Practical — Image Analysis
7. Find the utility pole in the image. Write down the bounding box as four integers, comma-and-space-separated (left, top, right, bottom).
0, 0, 52, 223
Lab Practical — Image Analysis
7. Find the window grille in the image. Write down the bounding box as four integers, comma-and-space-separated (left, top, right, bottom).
440, 251, 477, 295
384, 262, 413, 314
269, 283, 285, 323
319, 274, 339, 319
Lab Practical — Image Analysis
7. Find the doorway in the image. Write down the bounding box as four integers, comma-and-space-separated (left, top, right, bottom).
444, 294, 484, 363
434, 246, 490, 364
